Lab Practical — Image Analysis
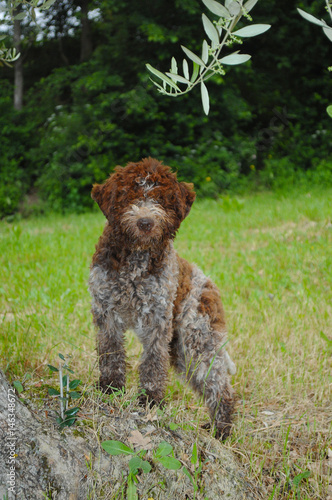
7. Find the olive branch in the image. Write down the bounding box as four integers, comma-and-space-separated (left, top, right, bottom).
146, 0, 271, 115
297, 1, 332, 117
0, 0, 56, 65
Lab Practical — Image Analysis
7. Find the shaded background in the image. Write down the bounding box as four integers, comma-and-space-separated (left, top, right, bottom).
0, 0, 331, 217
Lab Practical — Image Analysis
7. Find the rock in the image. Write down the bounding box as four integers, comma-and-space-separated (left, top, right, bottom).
0, 370, 265, 499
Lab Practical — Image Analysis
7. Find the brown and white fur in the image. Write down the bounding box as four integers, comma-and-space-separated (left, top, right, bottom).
89, 157, 236, 439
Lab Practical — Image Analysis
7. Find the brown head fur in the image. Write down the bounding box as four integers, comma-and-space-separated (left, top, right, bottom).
91, 158, 196, 270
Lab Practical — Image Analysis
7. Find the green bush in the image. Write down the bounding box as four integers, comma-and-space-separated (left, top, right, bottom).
0, 163, 25, 217
171, 131, 256, 197
0, 83, 35, 218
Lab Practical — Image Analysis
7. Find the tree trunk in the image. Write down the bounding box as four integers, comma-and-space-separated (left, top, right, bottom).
0, 369, 265, 499
58, 37, 69, 66
80, 0, 92, 62
13, 14, 23, 111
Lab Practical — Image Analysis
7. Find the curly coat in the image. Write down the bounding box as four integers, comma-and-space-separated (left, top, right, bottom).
89, 157, 236, 439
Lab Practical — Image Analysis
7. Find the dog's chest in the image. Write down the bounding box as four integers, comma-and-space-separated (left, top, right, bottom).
90, 248, 179, 337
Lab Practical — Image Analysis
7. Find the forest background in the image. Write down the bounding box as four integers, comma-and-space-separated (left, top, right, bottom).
0, 0, 331, 218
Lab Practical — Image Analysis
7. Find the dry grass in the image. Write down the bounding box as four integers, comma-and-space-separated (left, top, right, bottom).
0, 188, 331, 499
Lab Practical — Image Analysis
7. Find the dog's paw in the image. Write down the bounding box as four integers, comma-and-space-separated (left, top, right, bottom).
201, 421, 232, 440
98, 378, 125, 395
138, 391, 165, 408
214, 422, 232, 441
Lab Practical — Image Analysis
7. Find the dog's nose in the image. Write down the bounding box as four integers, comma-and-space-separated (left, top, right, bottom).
137, 217, 154, 233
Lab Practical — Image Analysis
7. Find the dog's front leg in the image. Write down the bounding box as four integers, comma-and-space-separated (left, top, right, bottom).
97, 322, 126, 393
138, 331, 170, 406
89, 267, 127, 393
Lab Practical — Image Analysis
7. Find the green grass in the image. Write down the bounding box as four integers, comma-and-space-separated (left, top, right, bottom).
1, 188, 331, 499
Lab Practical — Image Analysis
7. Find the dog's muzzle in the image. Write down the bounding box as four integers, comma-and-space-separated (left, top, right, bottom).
121, 199, 170, 242
137, 217, 155, 233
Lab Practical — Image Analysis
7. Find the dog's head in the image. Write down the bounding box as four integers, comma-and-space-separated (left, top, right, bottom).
91, 157, 196, 249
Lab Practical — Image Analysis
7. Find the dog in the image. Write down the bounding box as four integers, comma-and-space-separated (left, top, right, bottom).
89, 157, 236, 439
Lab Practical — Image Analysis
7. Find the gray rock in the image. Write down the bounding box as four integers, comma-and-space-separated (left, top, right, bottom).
0, 370, 265, 499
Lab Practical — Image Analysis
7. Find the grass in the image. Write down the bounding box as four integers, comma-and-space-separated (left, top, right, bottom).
1, 188, 331, 499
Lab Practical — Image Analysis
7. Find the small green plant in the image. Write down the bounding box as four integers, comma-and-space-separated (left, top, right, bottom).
320, 331, 332, 353
12, 380, 24, 394
47, 353, 82, 429
182, 442, 206, 499
292, 470, 311, 499
101, 439, 182, 499
153, 440, 182, 470
101, 440, 151, 500
147, 0, 270, 114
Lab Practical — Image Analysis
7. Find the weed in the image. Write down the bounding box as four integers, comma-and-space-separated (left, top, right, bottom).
102, 439, 182, 499
47, 353, 82, 429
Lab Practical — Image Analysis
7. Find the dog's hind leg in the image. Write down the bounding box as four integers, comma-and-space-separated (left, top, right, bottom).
176, 334, 234, 439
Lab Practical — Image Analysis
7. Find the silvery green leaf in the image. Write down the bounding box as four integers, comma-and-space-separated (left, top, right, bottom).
150, 79, 167, 94
181, 45, 205, 66
48, 388, 60, 396
202, 0, 230, 18
323, 26, 332, 43
202, 40, 209, 64
169, 58, 178, 83
297, 8, 327, 28
244, 0, 259, 13
201, 81, 210, 115
14, 12, 26, 20
191, 62, 200, 82
166, 72, 191, 85
327, 105, 332, 118
146, 64, 180, 91
183, 59, 189, 79
202, 14, 219, 46
233, 24, 271, 37
69, 379, 81, 389
225, 0, 232, 8
40, 0, 57, 9
48, 364, 59, 372
228, 1, 241, 16
220, 53, 251, 65
171, 57, 178, 75
69, 391, 81, 399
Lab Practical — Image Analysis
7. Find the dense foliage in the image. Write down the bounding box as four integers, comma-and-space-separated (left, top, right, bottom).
0, 0, 331, 216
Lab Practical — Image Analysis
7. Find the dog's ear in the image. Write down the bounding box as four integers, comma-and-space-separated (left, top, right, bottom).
179, 181, 196, 219
91, 183, 104, 205
91, 183, 108, 218
91, 167, 124, 218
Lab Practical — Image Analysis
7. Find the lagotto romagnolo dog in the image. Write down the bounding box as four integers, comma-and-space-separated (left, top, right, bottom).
89, 157, 236, 439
